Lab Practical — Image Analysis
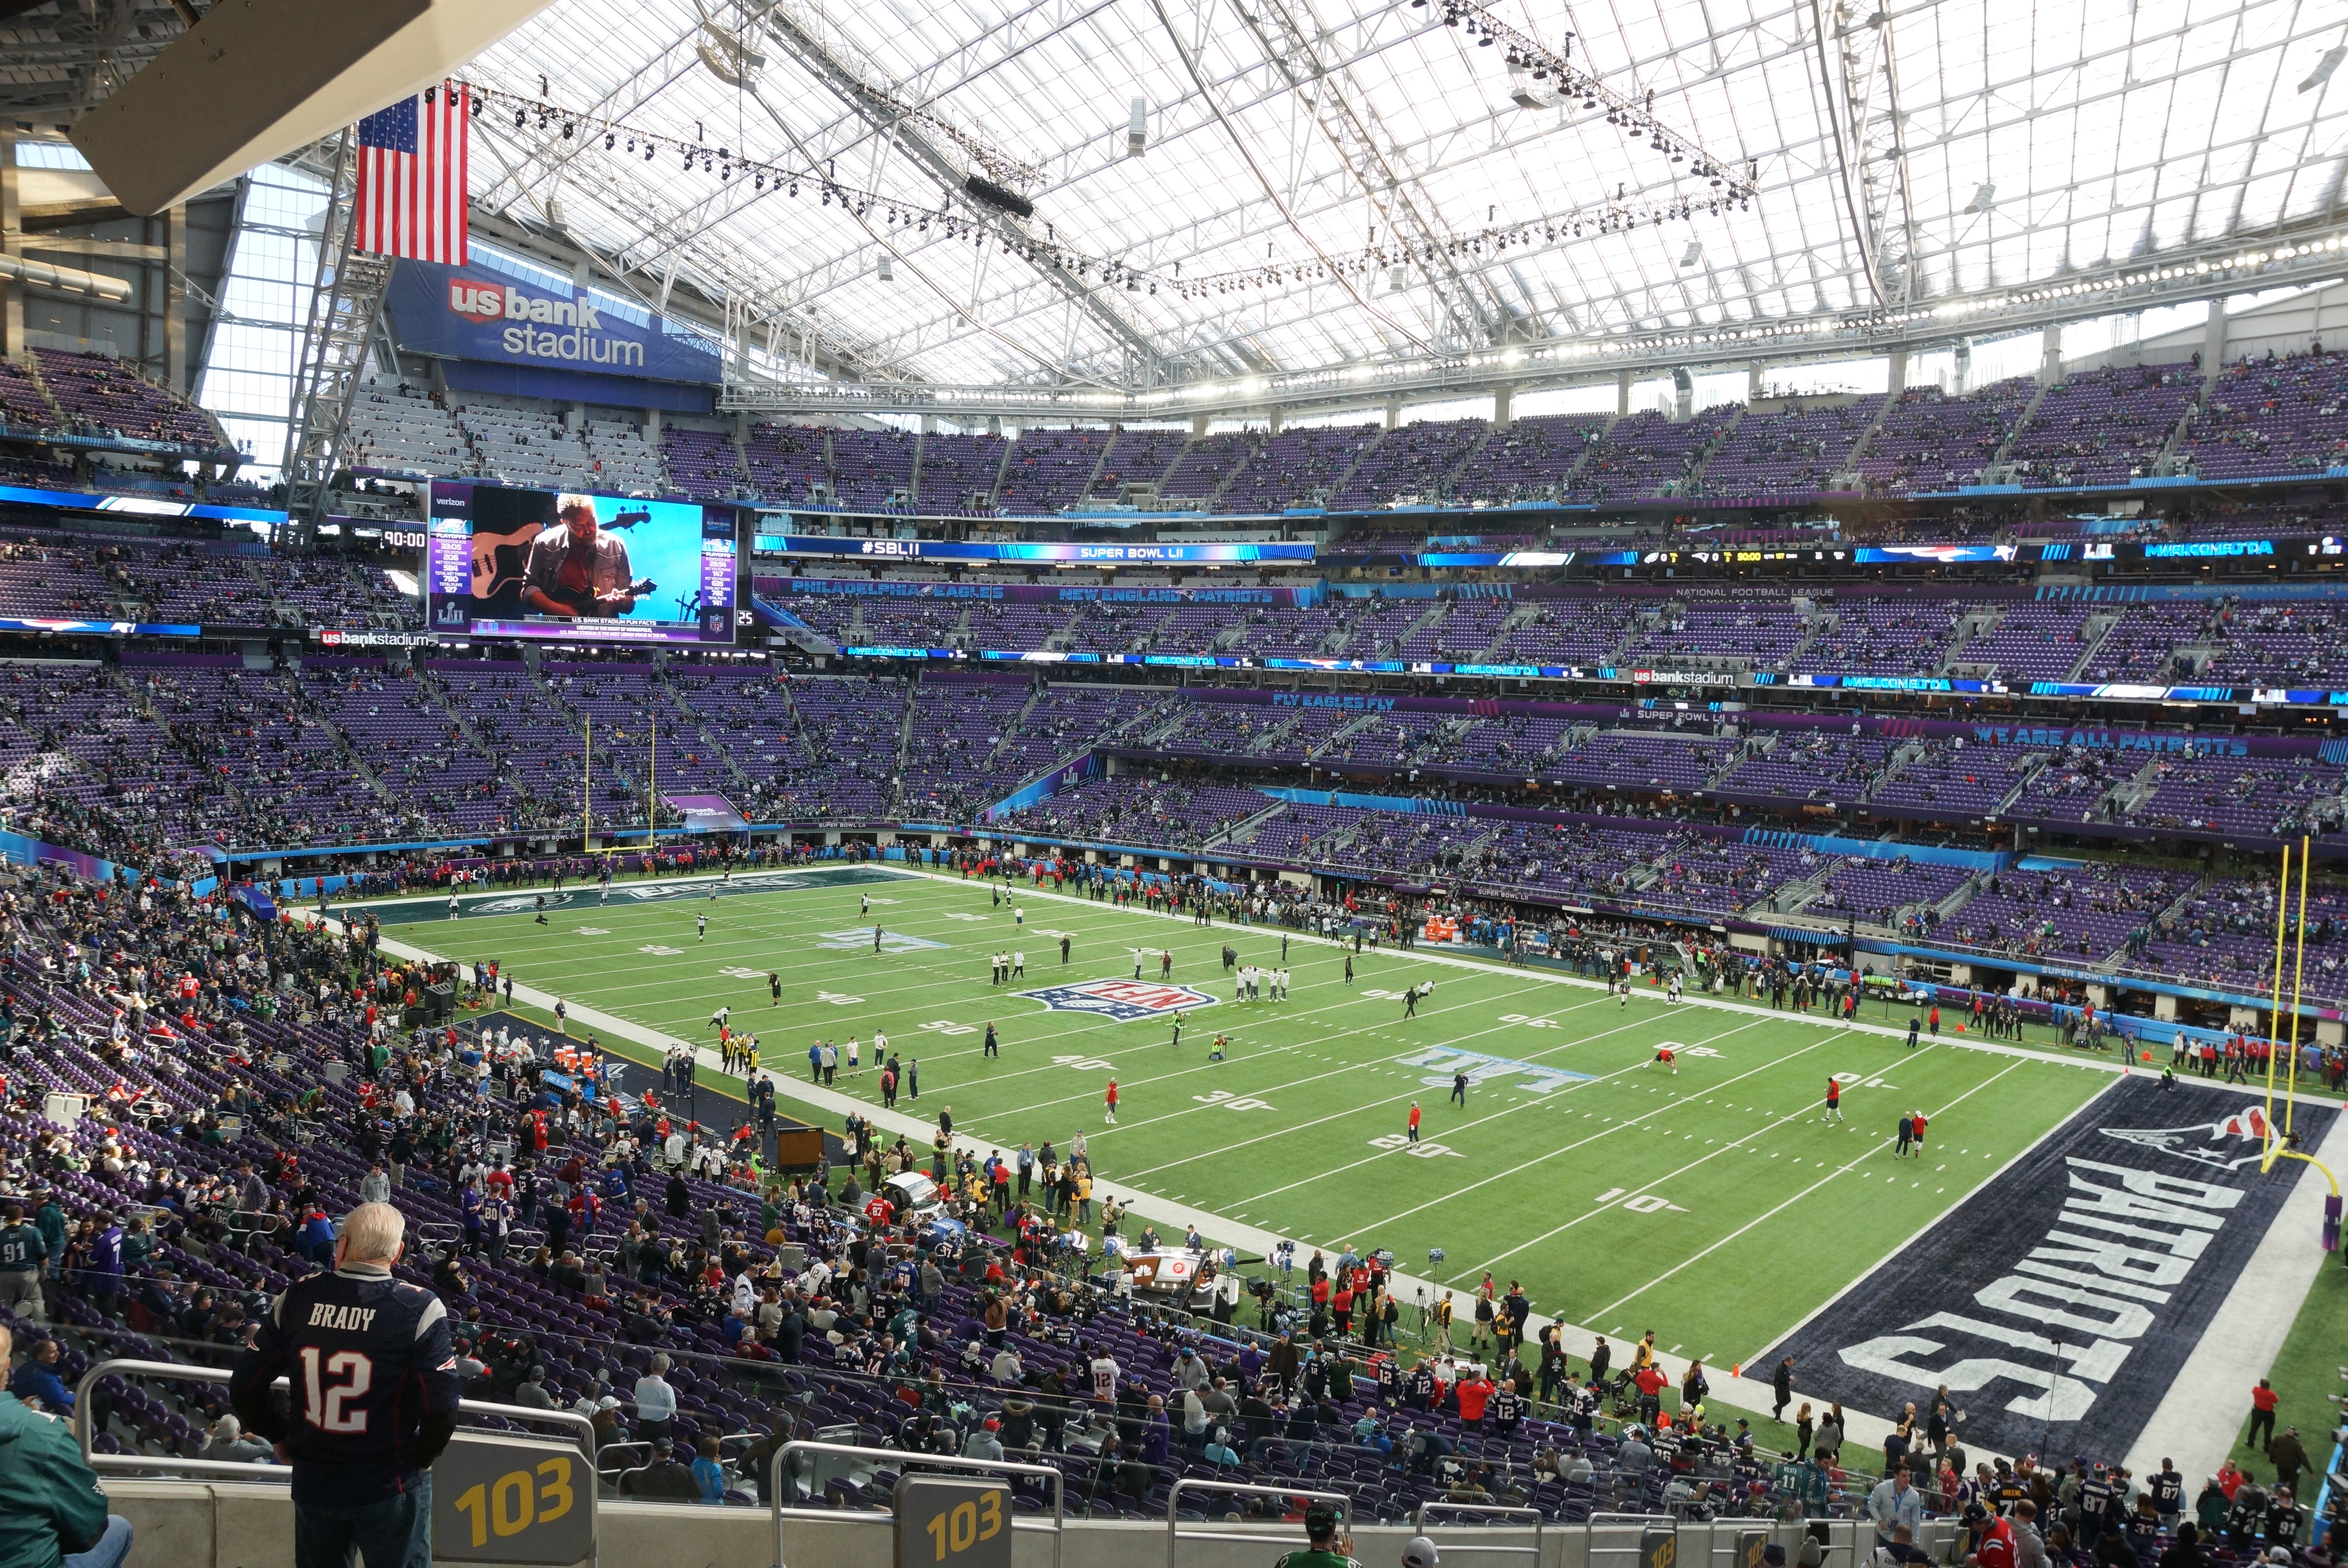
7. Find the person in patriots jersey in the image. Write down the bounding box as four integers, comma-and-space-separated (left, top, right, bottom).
229, 1203, 461, 1568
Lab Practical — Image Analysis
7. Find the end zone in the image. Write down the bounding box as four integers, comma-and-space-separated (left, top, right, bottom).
1755, 1076, 2334, 1463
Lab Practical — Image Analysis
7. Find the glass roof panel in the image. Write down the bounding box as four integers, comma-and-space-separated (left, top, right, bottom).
454, 0, 2348, 390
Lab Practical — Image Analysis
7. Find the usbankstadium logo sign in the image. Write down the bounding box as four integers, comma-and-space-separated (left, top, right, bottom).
387, 258, 721, 385
445, 278, 644, 368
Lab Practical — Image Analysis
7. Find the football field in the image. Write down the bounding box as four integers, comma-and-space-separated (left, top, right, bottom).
357, 864, 2120, 1371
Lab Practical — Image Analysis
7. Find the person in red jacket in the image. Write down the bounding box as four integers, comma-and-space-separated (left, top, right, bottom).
1633, 1363, 1669, 1422
1407, 1103, 1422, 1143
1964, 1503, 2016, 1568
1455, 1370, 1495, 1425
2249, 1378, 2281, 1451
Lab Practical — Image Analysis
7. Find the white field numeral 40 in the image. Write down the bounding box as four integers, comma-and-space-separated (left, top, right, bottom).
1596, 1187, 1687, 1215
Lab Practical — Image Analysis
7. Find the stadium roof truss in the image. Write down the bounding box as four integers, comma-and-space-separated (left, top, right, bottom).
0, 0, 185, 125
19, 0, 2348, 416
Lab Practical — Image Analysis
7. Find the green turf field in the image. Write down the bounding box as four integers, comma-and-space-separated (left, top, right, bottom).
359, 865, 2117, 1373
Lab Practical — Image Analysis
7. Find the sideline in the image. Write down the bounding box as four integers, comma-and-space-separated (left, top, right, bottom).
338, 898, 1930, 1458
335, 862, 2339, 1460
949, 868, 2346, 1471
343, 862, 2347, 1106
389, 864, 2348, 1108
2123, 1110, 2348, 1482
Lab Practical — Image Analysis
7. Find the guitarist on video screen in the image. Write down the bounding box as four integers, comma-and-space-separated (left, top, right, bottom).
521, 493, 645, 618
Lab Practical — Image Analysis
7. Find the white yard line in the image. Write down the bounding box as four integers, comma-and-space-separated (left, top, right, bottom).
363, 863, 2341, 1105
1217, 1013, 1775, 1206
334, 864, 2332, 1460
1589, 1057, 2030, 1320
326, 909, 1864, 1454
1113, 1000, 1757, 1189
1720, 1080, 2121, 1461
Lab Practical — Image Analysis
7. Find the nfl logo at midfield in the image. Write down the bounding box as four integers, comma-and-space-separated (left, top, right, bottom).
1018, 978, 1218, 1022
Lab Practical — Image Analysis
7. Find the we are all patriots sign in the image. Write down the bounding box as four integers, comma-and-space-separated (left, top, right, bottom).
354, 82, 470, 265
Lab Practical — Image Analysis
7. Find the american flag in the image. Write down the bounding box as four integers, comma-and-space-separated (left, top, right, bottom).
353, 82, 469, 264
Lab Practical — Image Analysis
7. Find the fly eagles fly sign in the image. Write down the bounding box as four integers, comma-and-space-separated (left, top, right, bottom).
384, 257, 721, 385
1761, 1078, 2331, 1461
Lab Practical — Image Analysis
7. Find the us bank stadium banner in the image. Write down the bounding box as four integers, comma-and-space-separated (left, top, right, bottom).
384, 256, 720, 386
1759, 1078, 2332, 1462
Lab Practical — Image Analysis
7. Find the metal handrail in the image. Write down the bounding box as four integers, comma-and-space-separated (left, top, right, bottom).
594, 1440, 653, 1481
73, 1358, 598, 1480
769, 1439, 1064, 1568
1413, 1501, 1546, 1561
1165, 1479, 1352, 1568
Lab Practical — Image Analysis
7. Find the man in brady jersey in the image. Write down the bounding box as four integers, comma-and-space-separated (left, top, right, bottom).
1405, 1358, 1438, 1411
230, 1203, 461, 1568
1088, 1347, 1121, 1404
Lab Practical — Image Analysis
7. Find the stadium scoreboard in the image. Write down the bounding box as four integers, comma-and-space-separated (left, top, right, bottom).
428, 480, 744, 646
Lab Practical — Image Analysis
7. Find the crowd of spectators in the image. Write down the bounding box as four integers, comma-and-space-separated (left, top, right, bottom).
0, 858, 1948, 1528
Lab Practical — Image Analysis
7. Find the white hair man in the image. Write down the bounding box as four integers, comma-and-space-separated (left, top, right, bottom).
199, 1412, 273, 1465
633, 1353, 677, 1448
229, 1203, 461, 1568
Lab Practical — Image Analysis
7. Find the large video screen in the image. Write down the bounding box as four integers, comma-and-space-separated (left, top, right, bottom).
426, 481, 740, 645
